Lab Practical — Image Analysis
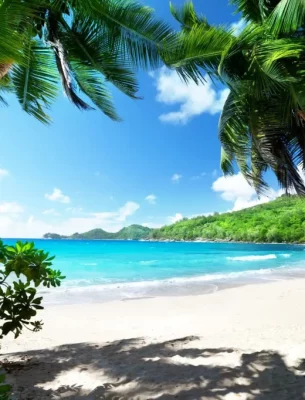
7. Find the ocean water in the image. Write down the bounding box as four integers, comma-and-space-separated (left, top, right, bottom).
4, 239, 305, 305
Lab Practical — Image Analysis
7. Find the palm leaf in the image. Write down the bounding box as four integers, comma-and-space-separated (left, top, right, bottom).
59, 15, 139, 99
11, 34, 59, 124
166, 1, 305, 194
67, 0, 173, 69
164, 23, 233, 83
72, 63, 121, 121
169, 1, 209, 30
267, 0, 305, 36
247, 95, 305, 194
219, 91, 251, 176
0, 0, 34, 64
230, 0, 274, 23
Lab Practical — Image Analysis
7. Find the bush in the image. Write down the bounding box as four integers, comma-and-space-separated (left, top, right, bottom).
0, 240, 65, 397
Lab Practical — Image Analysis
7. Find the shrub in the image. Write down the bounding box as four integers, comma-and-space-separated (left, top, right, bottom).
0, 240, 65, 397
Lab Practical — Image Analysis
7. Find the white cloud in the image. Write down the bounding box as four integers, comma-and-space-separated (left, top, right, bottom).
172, 173, 182, 183
231, 19, 247, 36
152, 67, 229, 124
0, 201, 140, 238
117, 201, 140, 221
0, 215, 59, 238
0, 168, 9, 179
168, 213, 183, 224
145, 194, 157, 205
45, 188, 70, 204
43, 208, 60, 216
0, 202, 23, 213
212, 173, 281, 211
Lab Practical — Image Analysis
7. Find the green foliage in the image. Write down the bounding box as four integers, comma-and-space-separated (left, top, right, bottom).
152, 195, 305, 243
71, 229, 113, 240
0, 0, 173, 123
164, 0, 305, 194
44, 224, 152, 240
116, 225, 152, 240
0, 240, 65, 339
0, 373, 11, 400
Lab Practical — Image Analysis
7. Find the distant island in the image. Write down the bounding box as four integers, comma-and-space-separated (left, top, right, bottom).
44, 224, 152, 241
44, 196, 305, 243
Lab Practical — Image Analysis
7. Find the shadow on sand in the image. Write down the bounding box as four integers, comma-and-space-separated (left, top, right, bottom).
2, 336, 305, 399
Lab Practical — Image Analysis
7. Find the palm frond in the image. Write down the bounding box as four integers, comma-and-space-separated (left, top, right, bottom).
219, 91, 273, 193
11, 34, 59, 124
69, 0, 173, 70
169, 1, 209, 30
59, 16, 139, 99
220, 146, 235, 175
248, 95, 305, 194
268, 0, 305, 36
166, 1, 305, 194
0, 0, 34, 63
47, 15, 92, 110
72, 63, 121, 121
219, 91, 251, 176
164, 24, 233, 83
230, 0, 276, 23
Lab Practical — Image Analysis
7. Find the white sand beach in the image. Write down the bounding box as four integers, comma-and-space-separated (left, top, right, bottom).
2, 278, 305, 399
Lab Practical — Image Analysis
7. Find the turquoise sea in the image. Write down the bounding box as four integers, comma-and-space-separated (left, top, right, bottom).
4, 239, 305, 304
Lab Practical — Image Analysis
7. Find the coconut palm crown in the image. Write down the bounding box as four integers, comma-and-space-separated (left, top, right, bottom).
164, 0, 305, 194
0, 0, 172, 123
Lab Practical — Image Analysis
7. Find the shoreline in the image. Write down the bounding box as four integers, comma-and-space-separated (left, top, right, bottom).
4, 276, 305, 352
41, 237, 305, 244
3, 277, 305, 399
42, 262, 305, 306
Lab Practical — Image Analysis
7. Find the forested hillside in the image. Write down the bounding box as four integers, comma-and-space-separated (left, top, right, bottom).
152, 196, 305, 243
44, 225, 152, 240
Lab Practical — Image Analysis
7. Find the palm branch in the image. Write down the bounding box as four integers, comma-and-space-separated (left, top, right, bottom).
165, 0, 305, 194
0, 0, 173, 123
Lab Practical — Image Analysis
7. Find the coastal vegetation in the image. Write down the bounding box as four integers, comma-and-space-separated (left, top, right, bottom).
44, 224, 152, 240
164, 1, 305, 194
0, 241, 64, 397
152, 196, 305, 243
0, 0, 172, 123
45, 196, 305, 244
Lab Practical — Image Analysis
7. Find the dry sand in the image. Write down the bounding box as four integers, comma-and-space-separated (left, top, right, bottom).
2, 278, 305, 399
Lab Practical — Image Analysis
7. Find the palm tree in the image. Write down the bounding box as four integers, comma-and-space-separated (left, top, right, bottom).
163, 1, 305, 194
0, 0, 172, 123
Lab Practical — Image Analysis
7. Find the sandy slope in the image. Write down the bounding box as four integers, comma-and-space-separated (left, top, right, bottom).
2, 278, 305, 399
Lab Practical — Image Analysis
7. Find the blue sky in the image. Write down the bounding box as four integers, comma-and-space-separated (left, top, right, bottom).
0, 0, 280, 237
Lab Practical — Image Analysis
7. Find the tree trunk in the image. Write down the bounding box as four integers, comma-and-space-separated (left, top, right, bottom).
0, 63, 12, 79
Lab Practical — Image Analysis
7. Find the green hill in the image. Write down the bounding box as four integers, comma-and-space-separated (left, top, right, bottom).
70, 228, 113, 240
43, 224, 152, 240
115, 225, 152, 240
152, 195, 305, 243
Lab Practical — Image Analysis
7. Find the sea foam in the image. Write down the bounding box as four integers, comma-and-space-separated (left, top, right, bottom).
227, 254, 277, 261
